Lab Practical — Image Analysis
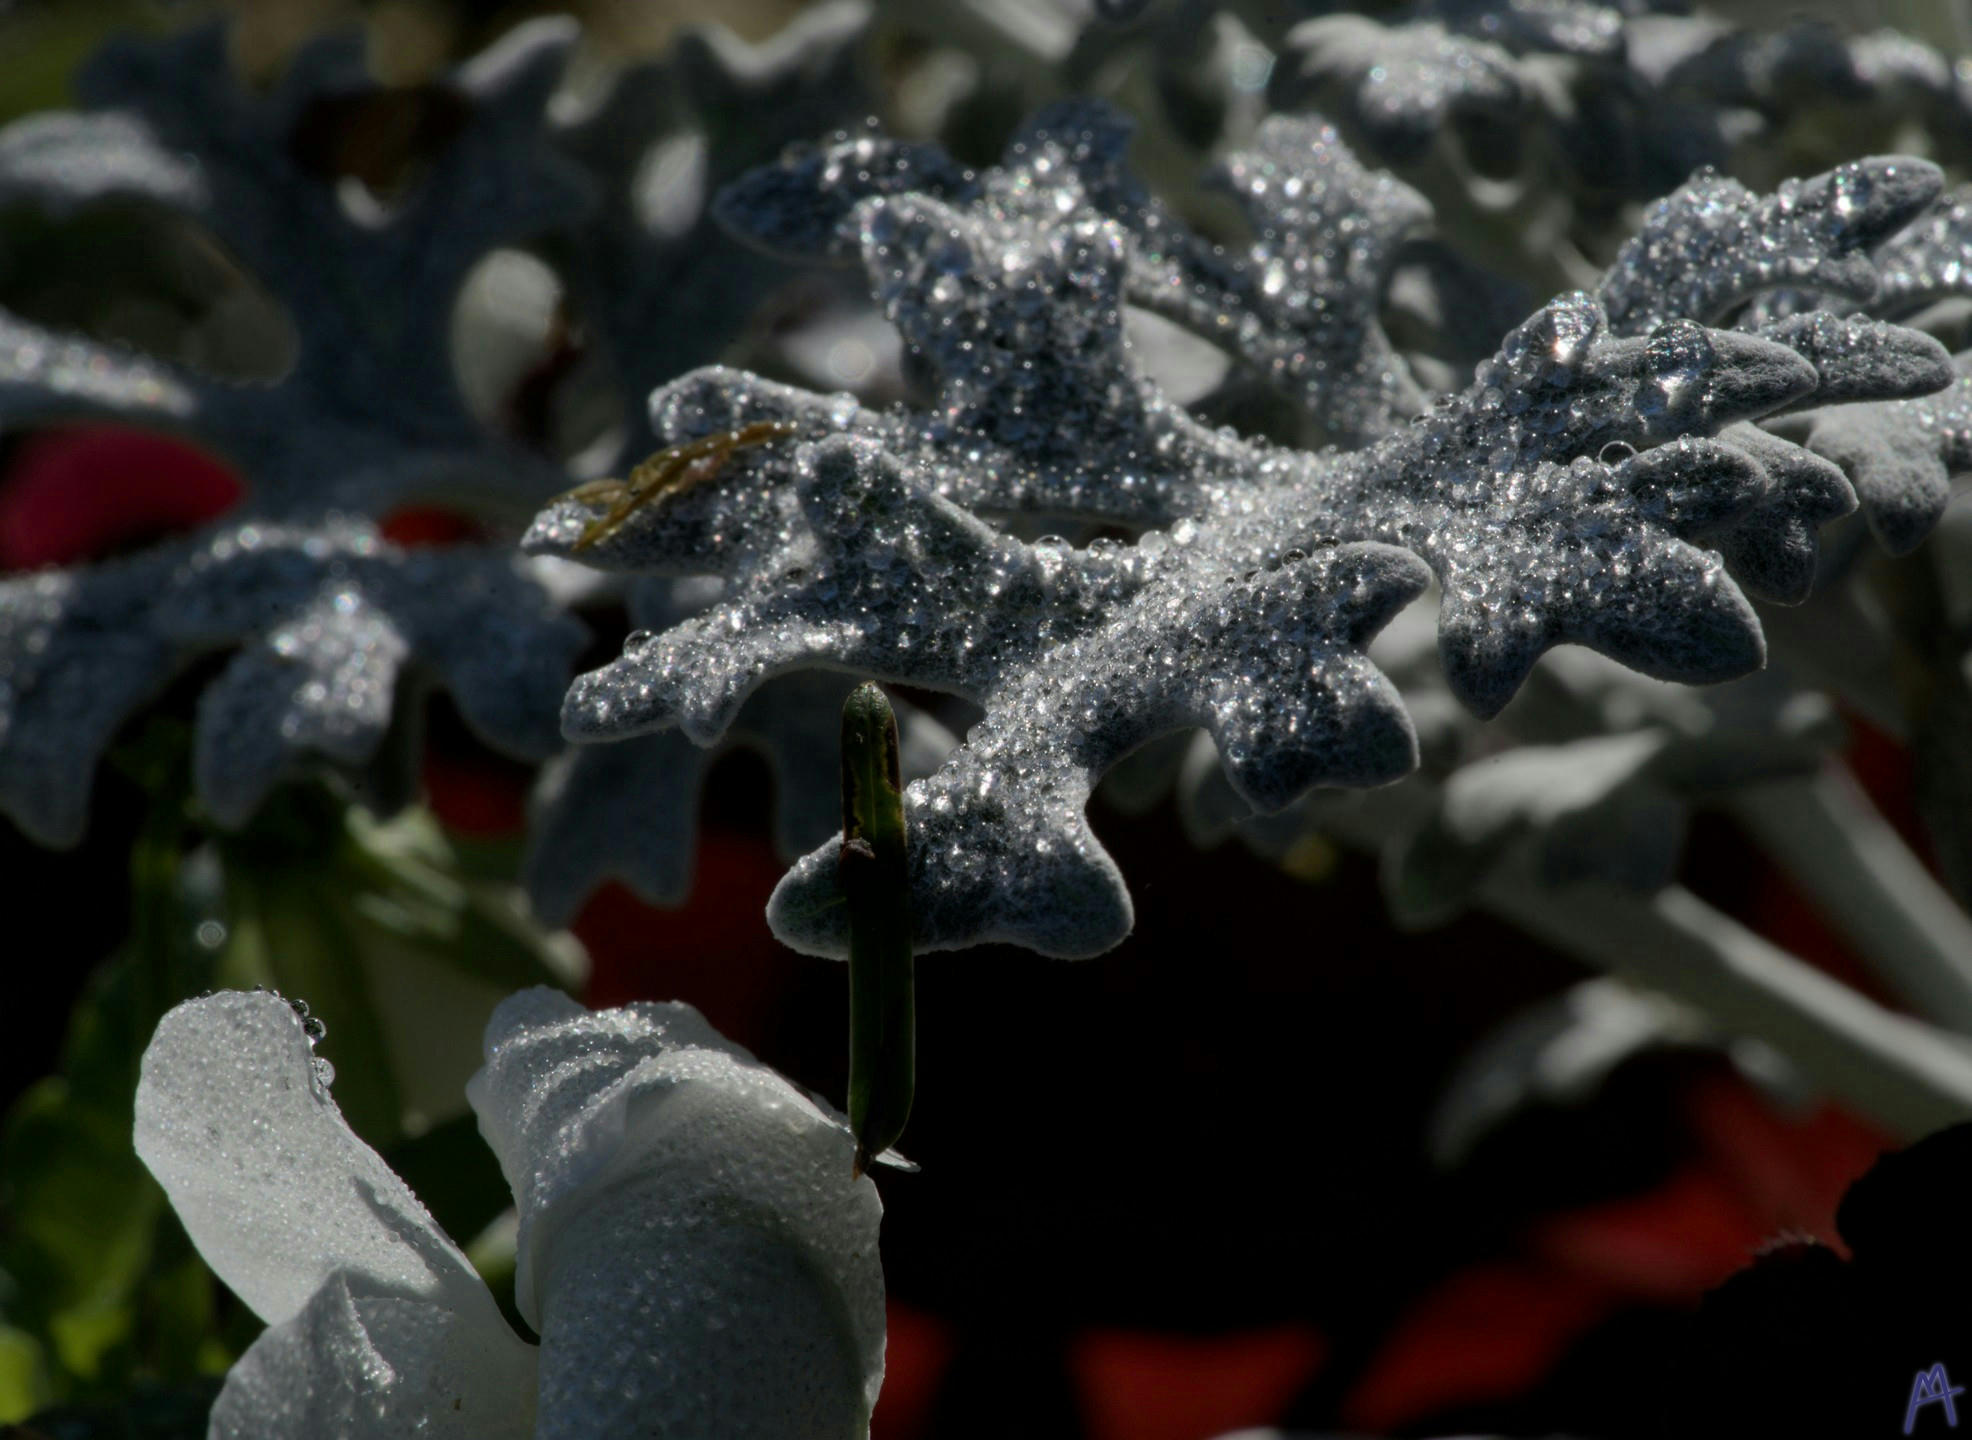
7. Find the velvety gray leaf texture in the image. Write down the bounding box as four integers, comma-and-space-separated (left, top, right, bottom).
531, 109, 1958, 958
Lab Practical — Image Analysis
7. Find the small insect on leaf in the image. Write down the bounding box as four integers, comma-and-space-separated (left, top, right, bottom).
840, 681, 915, 1178
560, 419, 799, 552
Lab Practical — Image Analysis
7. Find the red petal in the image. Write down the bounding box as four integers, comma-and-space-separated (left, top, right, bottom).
871, 1301, 956, 1440
1341, 1263, 1615, 1433
0, 426, 241, 569
1685, 1075, 1886, 1243
379, 504, 485, 547
1843, 708, 1927, 862
1531, 1165, 1770, 1302
421, 740, 533, 837
570, 834, 804, 1054
1069, 1323, 1327, 1440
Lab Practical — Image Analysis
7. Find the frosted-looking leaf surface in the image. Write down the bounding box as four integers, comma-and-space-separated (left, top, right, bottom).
0, 21, 596, 843
0, 519, 587, 846
530, 120, 1957, 958
0, 7, 892, 852
524, 646, 957, 926
715, 99, 1429, 444
467, 987, 885, 1440
1793, 359, 1972, 555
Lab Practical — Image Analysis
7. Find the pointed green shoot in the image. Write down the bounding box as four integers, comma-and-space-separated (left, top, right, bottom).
840, 682, 914, 1177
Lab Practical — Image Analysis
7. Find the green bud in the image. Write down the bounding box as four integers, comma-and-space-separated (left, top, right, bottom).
840, 682, 914, 1177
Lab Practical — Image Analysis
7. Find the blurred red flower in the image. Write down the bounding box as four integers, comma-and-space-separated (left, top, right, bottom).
0, 425, 241, 569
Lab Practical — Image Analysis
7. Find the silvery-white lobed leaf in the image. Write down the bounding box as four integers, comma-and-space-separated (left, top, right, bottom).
1420, 0, 1625, 60
536, 130, 1952, 957
1784, 358, 1972, 555
0, 21, 608, 841
1272, 13, 1525, 161
5, 19, 592, 517
0, 518, 585, 844
525, 731, 709, 923
1658, 20, 1881, 112
1588, 157, 1969, 561
1656, 17, 1971, 151
1176, 109, 1431, 440
465, 987, 884, 1439
194, 584, 411, 828
0, 557, 178, 845
1699, 421, 1856, 606
1848, 27, 1960, 100
0, 109, 205, 214
549, 1, 875, 472
138, 987, 884, 1439
529, 208, 1240, 565
1191, 614, 1845, 930
1388, 730, 1689, 925
163, 521, 587, 755
1382, 664, 1837, 926
524, 659, 956, 926
523, 573, 953, 925
709, 124, 975, 269
1272, 1, 1621, 163
0, 309, 200, 427
1005, 101, 1431, 443
1595, 156, 1945, 338
1871, 187, 1972, 316
717, 98, 1429, 444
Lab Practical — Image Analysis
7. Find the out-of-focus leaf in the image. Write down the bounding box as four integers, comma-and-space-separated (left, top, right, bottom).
0, 2, 160, 125
1386, 732, 1684, 927
341, 808, 584, 996
1880, 530, 1972, 910
0, 1324, 49, 1422
1429, 977, 1718, 1167
212, 793, 581, 1143
14, 1377, 222, 1440
1, 1080, 159, 1380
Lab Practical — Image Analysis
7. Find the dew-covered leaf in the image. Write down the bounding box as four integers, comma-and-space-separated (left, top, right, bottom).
535, 136, 1951, 956
0, 23, 602, 843
0, 107, 205, 220
1596, 156, 1943, 337
0, 521, 585, 847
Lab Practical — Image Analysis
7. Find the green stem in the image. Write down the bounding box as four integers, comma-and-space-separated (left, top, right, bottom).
841, 683, 915, 1176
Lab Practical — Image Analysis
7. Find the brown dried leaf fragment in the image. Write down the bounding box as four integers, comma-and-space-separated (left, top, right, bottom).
565, 419, 799, 551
